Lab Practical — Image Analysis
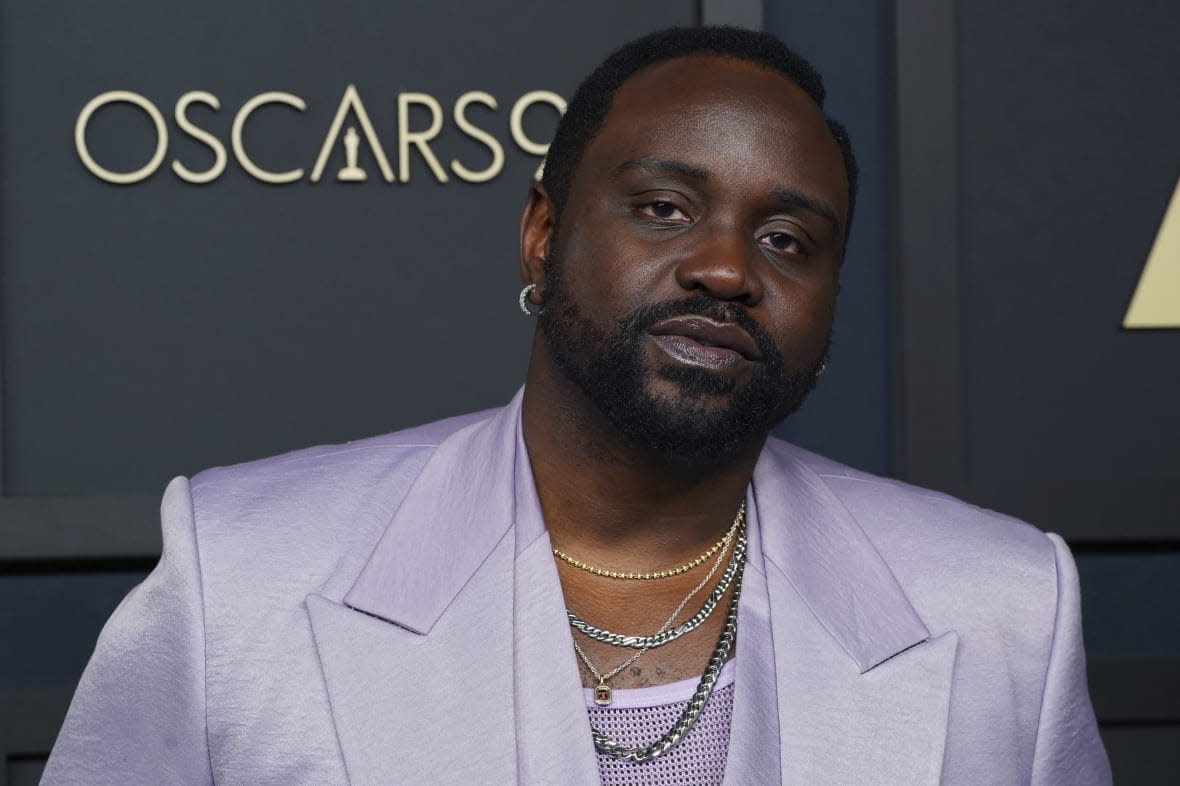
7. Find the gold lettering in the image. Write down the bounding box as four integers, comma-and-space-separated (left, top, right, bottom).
172, 91, 228, 184
510, 90, 565, 180
232, 91, 306, 184
398, 92, 448, 183
450, 91, 505, 184
75, 91, 168, 185
310, 84, 395, 183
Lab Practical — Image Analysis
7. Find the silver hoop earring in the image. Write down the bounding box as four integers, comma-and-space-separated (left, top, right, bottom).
519, 284, 543, 316
817, 361, 828, 376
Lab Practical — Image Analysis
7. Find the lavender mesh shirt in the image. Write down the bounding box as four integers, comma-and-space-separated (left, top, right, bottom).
584, 659, 736, 785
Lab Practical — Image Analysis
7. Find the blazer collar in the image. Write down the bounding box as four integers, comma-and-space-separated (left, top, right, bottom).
342, 389, 523, 633
751, 439, 930, 672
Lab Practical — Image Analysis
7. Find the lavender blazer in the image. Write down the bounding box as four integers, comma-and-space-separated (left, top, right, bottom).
44, 390, 1110, 784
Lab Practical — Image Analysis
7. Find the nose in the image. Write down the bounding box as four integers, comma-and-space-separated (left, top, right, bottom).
673, 226, 764, 306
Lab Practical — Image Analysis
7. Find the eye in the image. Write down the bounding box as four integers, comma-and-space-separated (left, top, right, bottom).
760, 231, 808, 255
638, 201, 691, 223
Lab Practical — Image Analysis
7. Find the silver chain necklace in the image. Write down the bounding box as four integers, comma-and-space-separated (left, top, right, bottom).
591, 549, 745, 762
570, 527, 742, 705
568, 532, 746, 650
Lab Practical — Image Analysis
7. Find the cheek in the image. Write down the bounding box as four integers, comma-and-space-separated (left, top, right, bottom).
768, 274, 838, 331
807, 286, 839, 326
553, 217, 662, 309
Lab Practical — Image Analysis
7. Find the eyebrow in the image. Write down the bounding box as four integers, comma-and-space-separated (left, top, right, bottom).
771, 187, 842, 233
616, 157, 843, 232
616, 157, 710, 181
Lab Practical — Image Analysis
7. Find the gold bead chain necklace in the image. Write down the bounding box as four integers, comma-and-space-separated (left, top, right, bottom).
552, 501, 745, 581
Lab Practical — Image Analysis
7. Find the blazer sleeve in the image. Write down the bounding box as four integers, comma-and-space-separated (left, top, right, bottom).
41, 477, 214, 785
1030, 533, 1112, 785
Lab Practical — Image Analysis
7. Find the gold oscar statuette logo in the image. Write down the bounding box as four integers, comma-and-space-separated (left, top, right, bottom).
1124, 176, 1180, 329
337, 128, 367, 182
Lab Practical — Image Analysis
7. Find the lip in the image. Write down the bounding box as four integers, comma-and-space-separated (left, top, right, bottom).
648, 316, 762, 361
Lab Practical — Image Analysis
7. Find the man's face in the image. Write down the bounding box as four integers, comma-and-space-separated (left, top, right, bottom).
538, 55, 848, 467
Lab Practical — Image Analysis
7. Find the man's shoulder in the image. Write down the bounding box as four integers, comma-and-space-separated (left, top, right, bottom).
190, 407, 495, 499
764, 439, 1066, 645
764, 438, 1058, 589
179, 407, 499, 576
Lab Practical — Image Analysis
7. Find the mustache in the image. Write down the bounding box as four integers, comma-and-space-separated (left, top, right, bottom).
620, 295, 780, 362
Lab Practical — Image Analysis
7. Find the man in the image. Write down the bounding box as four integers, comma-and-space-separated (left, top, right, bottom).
45, 27, 1110, 784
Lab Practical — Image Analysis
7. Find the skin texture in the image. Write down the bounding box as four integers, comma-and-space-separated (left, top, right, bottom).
519, 55, 849, 687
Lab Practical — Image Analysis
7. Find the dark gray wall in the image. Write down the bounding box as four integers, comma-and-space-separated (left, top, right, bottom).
956, 0, 1179, 542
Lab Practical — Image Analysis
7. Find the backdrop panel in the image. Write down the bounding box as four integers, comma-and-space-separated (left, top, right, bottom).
956, 0, 1180, 542
0, 1, 696, 501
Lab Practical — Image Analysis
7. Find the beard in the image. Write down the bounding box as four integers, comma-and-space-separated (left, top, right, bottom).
539, 257, 829, 469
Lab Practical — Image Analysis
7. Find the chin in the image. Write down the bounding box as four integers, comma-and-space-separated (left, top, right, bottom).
602, 384, 777, 470
651, 361, 741, 397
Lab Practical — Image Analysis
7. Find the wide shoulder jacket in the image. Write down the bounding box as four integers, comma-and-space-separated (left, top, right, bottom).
44, 390, 1110, 784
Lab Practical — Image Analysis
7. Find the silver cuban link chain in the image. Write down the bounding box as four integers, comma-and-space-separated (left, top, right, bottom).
570, 526, 741, 704
568, 532, 746, 650
590, 549, 745, 762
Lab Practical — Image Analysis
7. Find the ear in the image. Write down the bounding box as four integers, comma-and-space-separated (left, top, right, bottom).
518, 181, 555, 304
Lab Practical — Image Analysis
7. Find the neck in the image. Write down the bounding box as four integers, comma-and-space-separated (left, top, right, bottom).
521, 334, 763, 571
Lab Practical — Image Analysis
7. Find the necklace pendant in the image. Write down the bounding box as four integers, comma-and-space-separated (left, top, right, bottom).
593, 683, 613, 706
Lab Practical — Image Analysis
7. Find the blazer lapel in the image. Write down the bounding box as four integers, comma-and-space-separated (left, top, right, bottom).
511, 534, 602, 785
306, 561, 517, 785
306, 400, 524, 784
766, 570, 958, 785
722, 506, 785, 784
751, 443, 957, 785
497, 423, 600, 784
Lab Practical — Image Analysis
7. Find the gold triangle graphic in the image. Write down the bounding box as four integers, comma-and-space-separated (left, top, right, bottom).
1124, 176, 1180, 329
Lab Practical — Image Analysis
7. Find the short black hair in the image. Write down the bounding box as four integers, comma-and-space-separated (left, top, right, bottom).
542, 26, 859, 241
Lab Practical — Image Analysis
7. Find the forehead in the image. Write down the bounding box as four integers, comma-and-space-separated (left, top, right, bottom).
574, 55, 848, 218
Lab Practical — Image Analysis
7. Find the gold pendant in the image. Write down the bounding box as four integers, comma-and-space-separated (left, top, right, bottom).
594, 683, 612, 706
